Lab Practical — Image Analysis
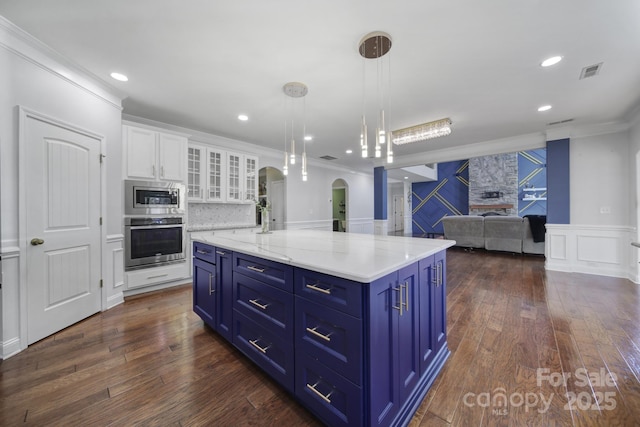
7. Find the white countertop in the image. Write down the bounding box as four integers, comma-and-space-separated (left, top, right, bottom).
191, 229, 455, 283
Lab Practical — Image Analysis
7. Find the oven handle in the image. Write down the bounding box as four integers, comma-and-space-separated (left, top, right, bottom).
127, 224, 184, 230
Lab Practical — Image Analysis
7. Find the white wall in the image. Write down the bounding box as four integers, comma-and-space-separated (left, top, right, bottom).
0, 18, 124, 357
570, 131, 630, 226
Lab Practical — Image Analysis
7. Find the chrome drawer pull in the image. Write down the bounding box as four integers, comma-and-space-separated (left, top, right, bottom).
249, 339, 270, 354
216, 250, 226, 255
247, 265, 266, 273
306, 283, 331, 295
249, 299, 268, 310
403, 282, 409, 312
306, 326, 331, 342
209, 273, 215, 295
147, 273, 168, 280
196, 249, 209, 255
393, 285, 403, 315
307, 382, 332, 404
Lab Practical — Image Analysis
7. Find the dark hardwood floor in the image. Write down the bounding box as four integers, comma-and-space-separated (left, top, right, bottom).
1, 248, 639, 426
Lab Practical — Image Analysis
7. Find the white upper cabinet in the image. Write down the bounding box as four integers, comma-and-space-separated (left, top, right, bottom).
188, 143, 258, 204
124, 125, 187, 182
188, 144, 226, 202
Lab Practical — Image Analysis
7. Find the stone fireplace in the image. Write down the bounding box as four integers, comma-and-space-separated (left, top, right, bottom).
468, 153, 518, 215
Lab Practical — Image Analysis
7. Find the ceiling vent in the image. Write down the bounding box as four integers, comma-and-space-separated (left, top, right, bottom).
319, 155, 337, 161
580, 62, 603, 79
547, 118, 574, 126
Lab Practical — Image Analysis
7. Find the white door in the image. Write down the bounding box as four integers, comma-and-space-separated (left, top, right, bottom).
394, 195, 404, 232
24, 114, 102, 344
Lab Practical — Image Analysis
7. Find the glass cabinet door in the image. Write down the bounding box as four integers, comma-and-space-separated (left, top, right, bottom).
208, 149, 224, 201
187, 146, 203, 200
227, 153, 242, 202
244, 155, 257, 202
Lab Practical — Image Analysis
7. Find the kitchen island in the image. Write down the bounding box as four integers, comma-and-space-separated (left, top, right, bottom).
191, 230, 455, 427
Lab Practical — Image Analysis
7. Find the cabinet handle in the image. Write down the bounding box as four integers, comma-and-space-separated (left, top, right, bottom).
196, 249, 210, 255
209, 273, 215, 295
247, 265, 266, 273
306, 283, 331, 295
249, 299, 268, 310
306, 326, 332, 342
393, 285, 403, 315
161, 165, 165, 177
216, 250, 226, 255
147, 273, 168, 280
152, 164, 156, 176
403, 282, 410, 312
437, 263, 442, 287
200, 188, 203, 199
249, 339, 270, 354
307, 382, 333, 404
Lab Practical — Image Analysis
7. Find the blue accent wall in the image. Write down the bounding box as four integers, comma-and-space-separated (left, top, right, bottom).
518, 148, 547, 216
546, 138, 570, 224
374, 166, 387, 220
412, 160, 469, 234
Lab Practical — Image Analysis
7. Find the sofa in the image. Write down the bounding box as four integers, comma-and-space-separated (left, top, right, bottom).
441, 215, 545, 255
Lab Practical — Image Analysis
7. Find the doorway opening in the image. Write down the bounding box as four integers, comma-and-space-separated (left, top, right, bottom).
258, 167, 286, 230
332, 179, 348, 232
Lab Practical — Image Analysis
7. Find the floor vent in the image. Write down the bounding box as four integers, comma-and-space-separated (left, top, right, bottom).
320, 155, 337, 161
580, 62, 603, 79
547, 118, 574, 126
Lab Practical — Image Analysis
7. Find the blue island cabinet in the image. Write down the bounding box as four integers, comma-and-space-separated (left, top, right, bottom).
192, 241, 449, 427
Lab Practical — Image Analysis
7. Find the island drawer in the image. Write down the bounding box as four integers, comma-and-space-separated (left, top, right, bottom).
233, 253, 293, 292
294, 268, 362, 318
295, 297, 362, 386
193, 241, 216, 264
233, 272, 294, 340
233, 310, 294, 393
295, 352, 362, 427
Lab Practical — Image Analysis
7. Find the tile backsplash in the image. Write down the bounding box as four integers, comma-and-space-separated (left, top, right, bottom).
188, 203, 256, 230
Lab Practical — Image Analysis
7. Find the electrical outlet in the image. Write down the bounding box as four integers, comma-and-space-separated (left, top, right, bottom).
600, 206, 611, 214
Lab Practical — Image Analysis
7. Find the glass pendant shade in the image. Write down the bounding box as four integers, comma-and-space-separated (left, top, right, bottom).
360, 116, 368, 158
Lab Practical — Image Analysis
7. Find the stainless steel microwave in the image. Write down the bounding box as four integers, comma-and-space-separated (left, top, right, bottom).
124, 180, 185, 215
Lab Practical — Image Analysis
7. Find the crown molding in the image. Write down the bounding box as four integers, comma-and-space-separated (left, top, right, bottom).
0, 15, 124, 109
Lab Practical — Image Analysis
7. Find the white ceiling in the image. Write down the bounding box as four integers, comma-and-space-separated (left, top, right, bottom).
2, 0, 640, 174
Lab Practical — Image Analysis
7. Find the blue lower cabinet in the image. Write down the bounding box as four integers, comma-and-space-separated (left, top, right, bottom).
193, 257, 216, 329
295, 296, 362, 385
193, 245, 449, 427
232, 310, 294, 393
295, 352, 363, 427
215, 248, 233, 341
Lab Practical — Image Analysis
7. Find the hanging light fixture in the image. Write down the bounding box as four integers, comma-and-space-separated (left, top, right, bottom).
359, 31, 392, 162
391, 118, 452, 145
282, 121, 289, 176
283, 82, 309, 181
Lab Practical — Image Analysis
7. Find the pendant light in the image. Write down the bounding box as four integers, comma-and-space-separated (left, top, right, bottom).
283, 82, 309, 181
282, 120, 289, 176
359, 31, 392, 162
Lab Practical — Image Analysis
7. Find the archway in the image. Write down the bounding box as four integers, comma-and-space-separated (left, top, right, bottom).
332, 178, 348, 232
258, 167, 286, 230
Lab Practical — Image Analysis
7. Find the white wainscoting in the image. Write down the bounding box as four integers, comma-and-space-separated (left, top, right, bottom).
545, 224, 638, 282
1, 244, 21, 359
105, 234, 125, 309
347, 218, 375, 234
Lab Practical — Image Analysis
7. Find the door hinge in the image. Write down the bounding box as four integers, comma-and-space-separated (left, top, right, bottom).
100, 279, 103, 288
99, 217, 103, 226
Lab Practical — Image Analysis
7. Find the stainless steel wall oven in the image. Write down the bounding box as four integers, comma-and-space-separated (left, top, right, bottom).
124, 216, 185, 270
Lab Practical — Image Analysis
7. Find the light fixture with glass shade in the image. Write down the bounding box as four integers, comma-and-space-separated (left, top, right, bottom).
359, 31, 392, 162
283, 82, 309, 181
391, 118, 452, 145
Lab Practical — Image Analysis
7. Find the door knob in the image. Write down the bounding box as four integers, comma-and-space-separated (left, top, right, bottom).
30, 238, 45, 246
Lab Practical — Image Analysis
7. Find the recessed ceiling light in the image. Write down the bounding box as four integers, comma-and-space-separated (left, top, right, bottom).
238, 114, 249, 121
541, 56, 562, 67
404, 176, 409, 180
538, 105, 552, 112
346, 149, 353, 154
110, 72, 128, 82
304, 135, 313, 141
